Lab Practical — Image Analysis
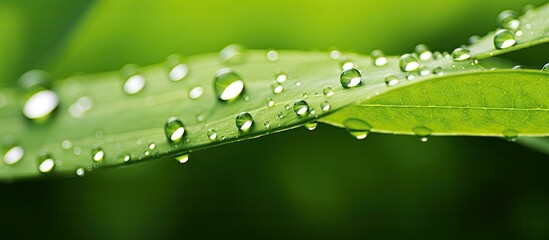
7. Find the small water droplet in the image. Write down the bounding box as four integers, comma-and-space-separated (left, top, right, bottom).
219, 44, 246, 64
175, 154, 189, 164
330, 50, 342, 59
432, 67, 444, 75
61, 140, 72, 150
412, 126, 432, 142
123, 154, 131, 162
196, 113, 205, 122
165, 117, 186, 143
343, 118, 372, 139
37, 153, 55, 173
121, 65, 146, 95
304, 122, 317, 131
371, 50, 388, 66
502, 129, 519, 142
275, 72, 287, 83
494, 29, 516, 49
271, 82, 284, 94
497, 10, 520, 30
468, 35, 481, 44
277, 112, 285, 119
415, 44, 433, 61
235, 112, 254, 132
266, 98, 275, 107
542, 63, 549, 72
406, 73, 416, 81
263, 121, 271, 128
323, 87, 334, 96
207, 129, 217, 141
419, 66, 431, 76
302, 92, 308, 98
399, 54, 419, 72
148, 143, 156, 150
515, 29, 523, 37
76, 168, 85, 177
244, 95, 250, 101
433, 51, 443, 60
214, 69, 245, 101
3, 145, 24, 165
92, 147, 105, 162
451, 48, 471, 62
384, 75, 399, 86
23, 90, 60, 121
266, 49, 279, 61
340, 68, 362, 88
293, 100, 310, 117
188, 86, 204, 99
295, 81, 302, 87
320, 101, 331, 111
73, 147, 82, 156
284, 104, 291, 110
340, 59, 355, 70
166, 54, 189, 81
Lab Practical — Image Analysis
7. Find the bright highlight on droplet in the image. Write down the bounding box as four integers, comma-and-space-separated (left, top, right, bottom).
3, 146, 24, 165
124, 75, 146, 95
23, 90, 60, 120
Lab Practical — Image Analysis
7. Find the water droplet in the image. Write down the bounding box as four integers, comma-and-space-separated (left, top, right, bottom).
69, 96, 93, 118
295, 81, 302, 87
494, 29, 516, 49
37, 153, 55, 173
17, 69, 52, 91
406, 73, 416, 81
188, 86, 204, 99
419, 66, 431, 76
207, 129, 217, 141
61, 140, 72, 150
175, 154, 189, 164
165, 117, 186, 143
196, 113, 205, 122
244, 95, 250, 101
304, 122, 317, 131
76, 168, 85, 177
277, 112, 285, 119
433, 51, 443, 60
123, 154, 131, 162
399, 54, 419, 72
148, 143, 156, 150
432, 67, 444, 76
468, 35, 481, 44
266, 98, 275, 107
121, 65, 146, 95
497, 10, 520, 30
542, 63, 549, 72
384, 75, 399, 86
323, 87, 334, 97
165, 54, 189, 81
502, 129, 518, 142
451, 48, 471, 62
214, 69, 245, 101
415, 44, 433, 61
512, 65, 523, 70
329, 50, 342, 59
412, 126, 432, 142
340, 59, 355, 70
266, 49, 279, 61
73, 147, 82, 156
340, 68, 361, 88
320, 101, 331, 111
275, 72, 287, 83
302, 92, 308, 98
3, 145, 24, 165
371, 50, 388, 66
219, 44, 246, 64
263, 121, 271, 128
343, 118, 372, 139
235, 112, 254, 132
284, 104, 291, 110
271, 82, 284, 94
23, 90, 60, 121
515, 29, 523, 37
92, 147, 105, 162
293, 100, 310, 117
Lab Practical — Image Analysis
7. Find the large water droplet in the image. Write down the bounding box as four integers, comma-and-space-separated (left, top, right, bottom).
3, 145, 24, 165
494, 29, 516, 49
271, 82, 284, 94
451, 48, 471, 62
23, 90, 60, 121
497, 10, 520, 30
399, 54, 419, 72
214, 69, 245, 101
412, 126, 432, 142
371, 50, 388, 67
323, 87, 334, 97
415, 44, 433, 61
219, 44, 246, 64
343, 118, 372, 139
384, 75, 399, 86
165, 117, 186, 143
235, 112, 254, 132
340, 68, 362, 88
37, 153, 55, 173
293, 100, 310, 117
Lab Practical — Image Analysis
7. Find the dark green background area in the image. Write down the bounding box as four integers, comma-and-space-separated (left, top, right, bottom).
0, 0, 548, 239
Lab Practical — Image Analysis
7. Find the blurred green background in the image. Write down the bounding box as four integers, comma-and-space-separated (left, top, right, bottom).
1, 0, 548, 239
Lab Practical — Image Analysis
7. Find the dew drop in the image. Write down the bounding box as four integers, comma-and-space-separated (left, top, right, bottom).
214, 69, 245, 101
399, 54, 419, 72
295, 81, 302, 87
371, 50, 388, 67
61, 140, 72, 150
37, 153, 55, 173
3, 146, 24, 165
121, 65, 146, 95
497, 10, 520, 30
494, 29, 516, 49
148, 143, 156, 150
76, 168, 85, 177
165, 117, 186, 143
263, 121, 271, 128
451, 48, 471, 62
419, 66, 431, 76
284, 104, 291, 110
384, 75, 399, 86
340, 68, 362, 88
23, 90, 60, 121
330, 50, 342, 59
207, 129, 218, 141
304, 122, 317, 131
275, 72, 287, 83
73, 147, 82, 156
323, 87, 334, 97
468, 35, 481, 44
166, 54, 189, 81
512, 65, 523, 70
266, 49, 279, 61
235, 112, 254, 132
343, 118, 372, 139
432, 67, 444, 76
277, 112, 285, 119
92, 147, 105, 162
320, 101, 331, 111
123, 154, 131, 162
406, 73, 416, 81
502, 129, 519, 142
188, 86, 204, 99
219, 44, 246, 64
271, 82, 284, 94
542, 63, 549, 72
266, 98, 275, 107
175, 154, 189, 164
412, 126, 432, 142
340, 59, 355, 70
415, 44, 433, 61
293, 100, 310, 117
